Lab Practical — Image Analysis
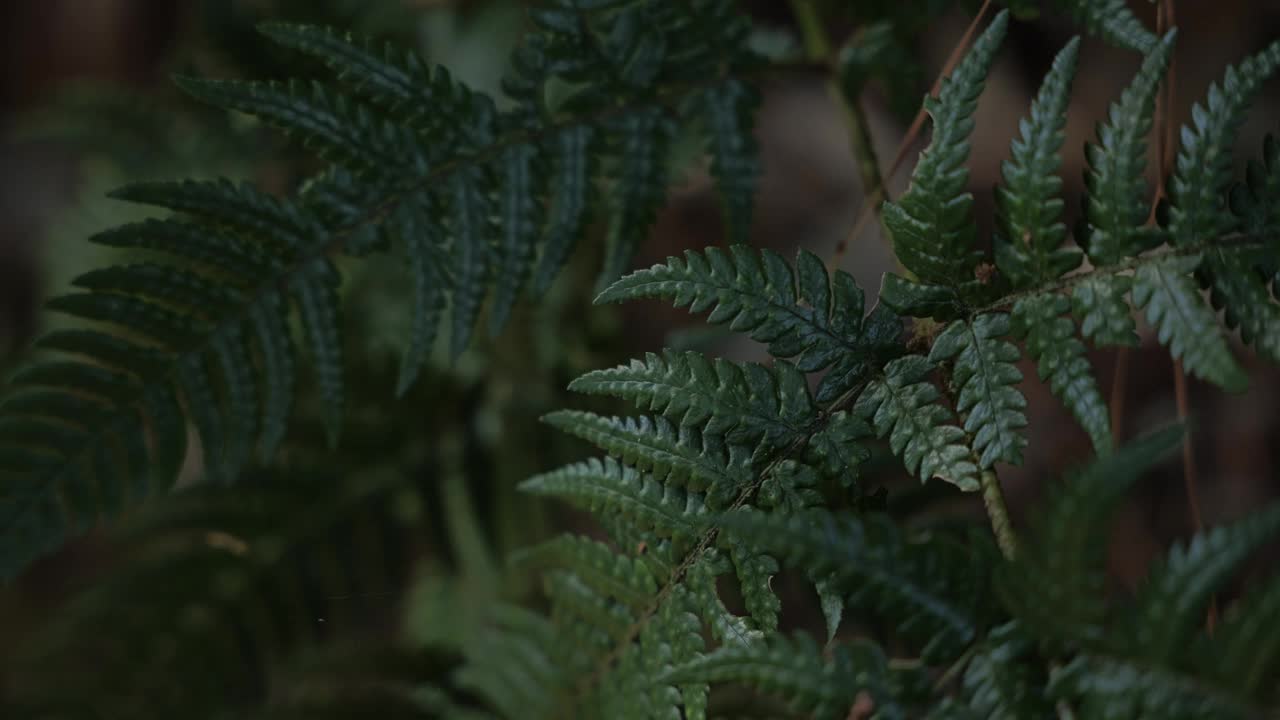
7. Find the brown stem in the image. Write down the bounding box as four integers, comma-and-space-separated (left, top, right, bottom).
826, 0, 994, 270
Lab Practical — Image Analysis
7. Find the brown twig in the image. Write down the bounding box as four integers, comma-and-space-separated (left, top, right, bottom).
826, 0, 994, 270
1152, 0, 1215, 631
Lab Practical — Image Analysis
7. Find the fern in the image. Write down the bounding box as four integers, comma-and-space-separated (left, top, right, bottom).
0, 0, 766, 578
7, 2, 1280, 718
599, 246, 902, 404
881, 11, 1007, 293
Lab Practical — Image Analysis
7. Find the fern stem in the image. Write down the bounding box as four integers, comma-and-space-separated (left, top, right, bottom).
973, 232, 1269, 316
827, 0, 994, 271
980, 469, 1018, 560
789, 0, 888, 268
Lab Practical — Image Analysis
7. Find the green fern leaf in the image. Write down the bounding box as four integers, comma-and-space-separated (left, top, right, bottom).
90, 219, 276, 278
1051, 0, 1158, 53
520, 457, 709, 549
109, 179, 318, 250
0, 5, 771, 580
291, 257, 345, 445
389, 199, 446, 395
1050, 653, 1259, 720
489, 144, 544, 334
1132, 255, 1246, 391
701, 78, 759, 244
883, 10, 1008, 289
1232, 135, 1280, 240
1207, 576, 1280, 696
1171, 41, 1280, 364
927, 313, 1028, 467
600, 109, 674, 286
1169, 39, 1280, 248
255, 23, 444, 127
519, 535, 657, 609
853, 355, 979, 490
722, 509, 984, 662
542, 410, 751, 498
804, 410, 874, 485
175, 76, 426, 180
532, 126, 597, 295
1012, 295, 1112, 455
949, 622, 1054, 720
994, 37, 1082, 287
1071, 274, 1138, 347
729, 540, 780, 633
1126, 504, 1280, 663
446, 170, 495, 358
998, 425, 1182, 645
247, 294, 295, 458
1081, 32, 1174, 266
597, 246, 902, 403
662, 635, 900, 720
567, 350, 815, 449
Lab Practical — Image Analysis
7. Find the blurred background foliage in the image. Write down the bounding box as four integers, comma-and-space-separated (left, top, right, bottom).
1, 0, 1279, 715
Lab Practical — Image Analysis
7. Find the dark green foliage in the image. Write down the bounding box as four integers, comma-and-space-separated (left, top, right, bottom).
882, 11, 1008, 292
599, 246, 902, 404
5, 2, 1280, 718
854, 355, 979, 490
0, 0, 764, 578
1051, 0, 1158, 53
1011, 296, 1111, 454
993, 37, 1082, 287
927, 313, 1027, 468
721, 508, 992, 663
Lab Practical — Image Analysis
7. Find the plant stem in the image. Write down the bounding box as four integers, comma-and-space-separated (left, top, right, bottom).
825, 0, 994, 270
980, 469, 1018, 560
789, 0, 889, 267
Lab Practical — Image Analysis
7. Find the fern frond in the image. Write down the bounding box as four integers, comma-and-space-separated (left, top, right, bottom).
454, 606, 561, 720
1126, 504, 1280, 662
1070, 274, 1138, 347
7, 468, 431, 716
1050, 0, 1158, 53
597, 246, 903, 403
1169, 39, 1280, 248
519, 457, 709, 550
993, 37, 1082, 287
853, 355, 980, 490
721, 508, 987, 662
1011, 296, 1112, 454
1172, 41, 1280, 364
998, 425, 1182, 644
1232, 135, 1280, 240
927, 313, 1028, 467
702, 78, 760, 244
520, 535, 658, 610
662, 634, 901, 720
1207, 575, 1280, 696
532, 126, 597, 295
1080, 31, 1173, 267
567, 350, 815, 449
1049, 652, 1259, 720
882, 10, 1008, 290
543, 411, 751, 500
1132, 254, 1246, 391
0, 1, 769, 578
600, 109, 676, 286
941, 622, 1054, 720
